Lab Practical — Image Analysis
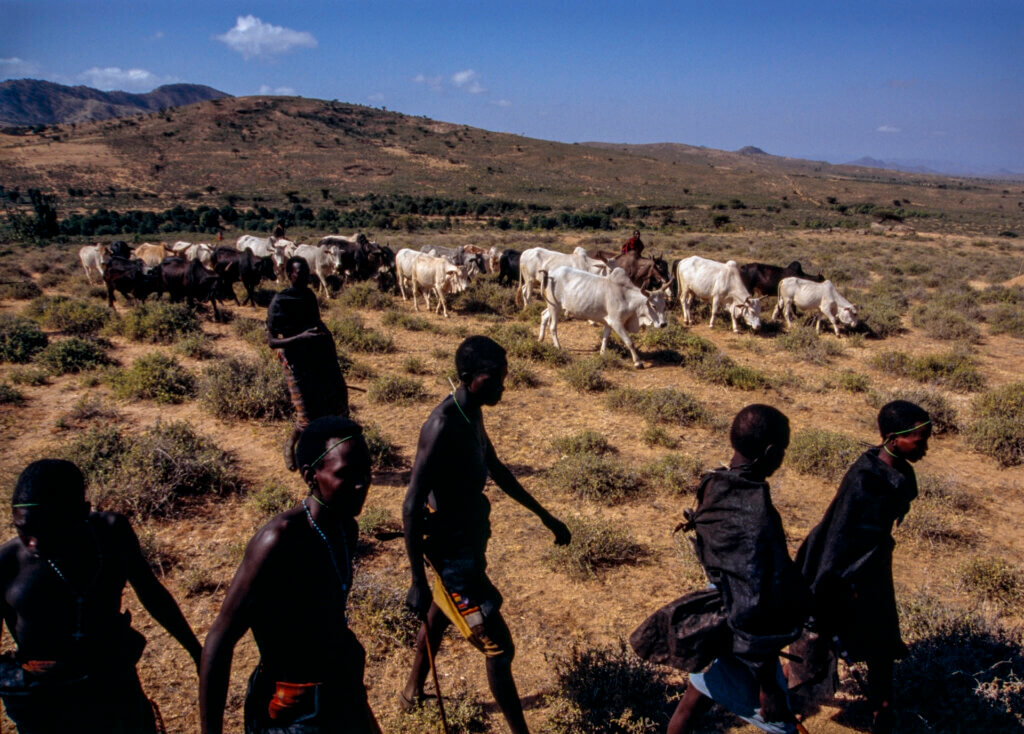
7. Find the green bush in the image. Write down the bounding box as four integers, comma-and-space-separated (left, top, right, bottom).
112, 302, 200, 343
357, 504, 400, 538
9, 366, 49, 386
327, 314, 394, 353
109, 353, 196, 404
606, 386, 711, 427
337, 282, 394, 310
363, 422, 403, 470
381, 309, 444, 333
894, 594, 1024, 731
174, 332, 216, 360
233, 317, 267, 347
37, 337, 111, 374
641, 423, 677, 448
561, 356, 612, 393
640, 326, 770, 389
26, 295, 112, 335
871, 349, 984, 393
776, 324, 845, 364
401, 356, 430, 375
987, 303, 1024, 338
545, 454, 644, 504
966, 382, 1024, 466
399, 683, 489, 733
958, 557, 1023, 606
641, 453, 705, 494
910, 302, 982, 343
198, 356, 292, 420
367, 375, 427, 404
0, 383, 24, 405
506, 360, 539, 388
545, 641, 669, 734
62, 395, 119, 425
551, 430, 612, 456
60, 420, 243, 518
451, 278, 517, 316
837, 370, 870, 392
898, 495, 975, 547
786, 428, 863, 480
544, 516, 649, 579
0, 316, 48, 363
487, 323, 571, 365
248, 483, 296, 517
865, 387, 959, 434
347, 569, 422, 662
0, 280, 42, 300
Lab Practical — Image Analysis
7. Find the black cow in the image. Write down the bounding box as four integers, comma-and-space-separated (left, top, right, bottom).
211, 247, 276, 306
108, 240, 131, 259
103, 256, 162, 307
497, 248, 521, 287
159, 257, 224, 321
739, 260, 825, 297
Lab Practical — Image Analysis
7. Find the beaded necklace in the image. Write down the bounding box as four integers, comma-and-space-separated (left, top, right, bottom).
43, 522, 103, 642
301, 498, 351, 602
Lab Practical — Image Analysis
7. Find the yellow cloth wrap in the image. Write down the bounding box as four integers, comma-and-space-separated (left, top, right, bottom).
426, 562, 504, 657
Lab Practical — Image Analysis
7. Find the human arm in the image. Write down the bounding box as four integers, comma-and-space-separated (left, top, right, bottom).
116, 515, 202, 669
267, 327, 322, 349
486, 442, 570, 545
402, 422, 440, 619
199, 524, 278, 734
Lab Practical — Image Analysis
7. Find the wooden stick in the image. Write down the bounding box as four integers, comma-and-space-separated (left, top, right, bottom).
424, 626, 450, 734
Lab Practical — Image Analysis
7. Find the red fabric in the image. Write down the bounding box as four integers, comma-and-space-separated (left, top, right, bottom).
621, 236, 644, 255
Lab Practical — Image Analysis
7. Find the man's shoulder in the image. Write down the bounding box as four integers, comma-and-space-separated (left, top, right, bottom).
248, 507, 306, 555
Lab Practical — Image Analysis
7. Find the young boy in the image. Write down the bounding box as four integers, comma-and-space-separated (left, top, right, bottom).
794, 401, 931, 734
200, 416, 381, 734
0, 459, 202, 733
668, 404, 807, 734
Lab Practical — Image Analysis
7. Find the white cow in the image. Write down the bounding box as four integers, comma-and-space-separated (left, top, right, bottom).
170, 242, 214, 268
538, 266, 670, 368
676, 256, 762, 333
774, 277, 859, 336
292, 243, 343, 295
464, 245, 501, 274
78, 243, 109, 283
395, 248, 430, 301
236, 235, 292, 278
517, 246, 610, 307
408, 253, 469, 317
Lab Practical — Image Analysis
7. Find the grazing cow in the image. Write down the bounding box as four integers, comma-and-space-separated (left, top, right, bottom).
78, 243, 108, 284
517, 246, 610, 307
292, 243, 343, 296
107, 241, 131, 260
739, 260, 825, 298
103, 256, 163, 307
319, 232, 371, 250
676, 256, 762, 333
236, 235, 291, 277
464, 245, 501, 274
774, 277, 858, 336
497, 249, 521, 288
419, 244, 486, 276
158, 257, 224, 321
132, 242, 170, 271
538, 266, 670, 368
407, 253, 469, 317
211, 247, 276, 306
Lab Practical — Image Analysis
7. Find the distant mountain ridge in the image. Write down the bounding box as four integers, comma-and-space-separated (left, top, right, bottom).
0, 79, 230, 126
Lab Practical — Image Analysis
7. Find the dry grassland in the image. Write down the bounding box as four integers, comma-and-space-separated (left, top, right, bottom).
1, 227, 1022, 733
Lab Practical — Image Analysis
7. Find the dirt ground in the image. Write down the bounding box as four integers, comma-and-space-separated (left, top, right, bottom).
1, 228, 1022, 733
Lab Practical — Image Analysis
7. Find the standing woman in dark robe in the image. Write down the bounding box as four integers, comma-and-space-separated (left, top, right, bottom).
792, 400, 931, 734
267, 257, 349, 470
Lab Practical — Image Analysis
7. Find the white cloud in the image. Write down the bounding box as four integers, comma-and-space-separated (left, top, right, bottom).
451, 69, 485, 94
876, 125, 901, 133
413, 73, 443, 92
490, 98, 511, 108
216, 15, 317, 60
0, 57, 39, 78
80, 67, 167, 91
258, 84, 296, 96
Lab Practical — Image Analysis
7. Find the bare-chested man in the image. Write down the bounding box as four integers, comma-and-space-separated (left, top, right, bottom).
200, 415, 381, 734
0, 459, 202, 733
402, 335, 571, 734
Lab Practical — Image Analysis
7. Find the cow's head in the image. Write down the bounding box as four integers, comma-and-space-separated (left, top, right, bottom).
451, 264, 471, 292
638, 283, 672, 329
730, 296, 762, 331
838, 304, 858, 327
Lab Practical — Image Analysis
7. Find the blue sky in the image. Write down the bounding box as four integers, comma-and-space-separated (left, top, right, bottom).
3, 1, 1022, 171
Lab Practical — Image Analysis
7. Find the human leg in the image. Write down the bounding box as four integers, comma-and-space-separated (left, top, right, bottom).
400, 602, 451, 706
478, 611, 529, 734
866, 656, 895, 734
667, 684, 713, 734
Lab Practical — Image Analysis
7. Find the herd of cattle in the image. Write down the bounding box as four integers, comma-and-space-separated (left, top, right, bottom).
77, 234, 860, 364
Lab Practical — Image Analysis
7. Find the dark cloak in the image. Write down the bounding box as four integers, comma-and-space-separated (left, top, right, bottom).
266, 287, 348, 420
795, 447, 917, 662
692, 468, 808, 663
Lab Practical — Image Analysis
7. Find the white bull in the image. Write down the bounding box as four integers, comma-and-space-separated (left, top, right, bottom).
408, 253, 468, 317
292, 243, 342, 296
774, 277, 859, 336
78, 243, 108, 283
171, 242, 214, 268
539, 266, 670, 368
395, 248, 428, 301
676, 256, 761, 333
517, 246, 609, 307
236, 235, 292, 278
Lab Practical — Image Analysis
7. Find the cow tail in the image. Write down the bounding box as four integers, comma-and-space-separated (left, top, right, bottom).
515, 266, 525, 306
